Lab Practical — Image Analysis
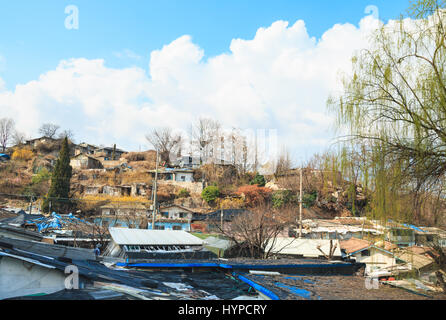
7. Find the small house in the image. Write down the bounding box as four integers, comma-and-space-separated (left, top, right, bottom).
149, 168, 195, 182
386, 227, 416, 247
93, 146, 126, 160
173, 155, 201, 169
148, 205, 195, 231
74, 143, 99, 156
70, 153, 103, 170
100, 203, 150, 217
340, 238, 399, 276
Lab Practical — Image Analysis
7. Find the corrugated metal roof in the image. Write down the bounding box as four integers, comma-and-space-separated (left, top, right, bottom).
265, 238, 342, 258
109, 227, 205, 246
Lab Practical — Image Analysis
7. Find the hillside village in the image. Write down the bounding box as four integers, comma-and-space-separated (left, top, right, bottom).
1, 133, 446, 300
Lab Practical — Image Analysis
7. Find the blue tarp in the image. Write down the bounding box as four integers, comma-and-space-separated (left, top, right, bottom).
0, 154, 10, 160
25, 212, 91, 232
274, 282, 313, 299
388, 219, 426, 233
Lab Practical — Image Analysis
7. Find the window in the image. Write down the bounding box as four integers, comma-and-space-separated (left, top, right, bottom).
161, 212, 169, 218
361, 250, 370, 257
125, 245, 141, 252
181, 176, 186, 181
173, 226, 182, 231
155, 225, 165, 230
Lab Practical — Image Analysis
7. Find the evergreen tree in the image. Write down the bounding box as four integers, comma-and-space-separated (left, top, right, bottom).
42, 137, 72, 213
250, 173, 266, 187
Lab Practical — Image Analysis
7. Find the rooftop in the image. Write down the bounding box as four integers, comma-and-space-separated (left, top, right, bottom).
109, 227, 205, 246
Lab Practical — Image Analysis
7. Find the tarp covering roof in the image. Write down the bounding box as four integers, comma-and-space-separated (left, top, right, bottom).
109, 227, 205, 246
24, 212, 91, 232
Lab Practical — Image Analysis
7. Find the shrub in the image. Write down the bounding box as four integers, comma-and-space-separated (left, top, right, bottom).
250, 173, 266, 187
201, 186, 220, 204
32, 168, 51, 185
235, 185, 272, 207
177, 188, 191, 198
12, 149, 34, 161
303, 191, 318, 208
272, 190, 296, 208
217, 197, 245, 209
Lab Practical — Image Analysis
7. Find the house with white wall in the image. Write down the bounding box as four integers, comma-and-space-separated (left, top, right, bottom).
340, 238, 399, 276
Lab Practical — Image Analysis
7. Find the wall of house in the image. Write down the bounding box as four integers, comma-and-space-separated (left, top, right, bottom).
174, 172, 194, 182
100, 208, 147, 216
353, 248, 396, 275
147, 221, 190, 231
0, 256, 67, 299
160, 206, 193, 220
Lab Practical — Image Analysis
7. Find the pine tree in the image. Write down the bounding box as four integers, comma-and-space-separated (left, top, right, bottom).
42, 137, 72, 213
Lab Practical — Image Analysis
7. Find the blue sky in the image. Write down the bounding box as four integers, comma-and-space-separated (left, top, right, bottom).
0, 0, 413, 164
0, 0, 410, 89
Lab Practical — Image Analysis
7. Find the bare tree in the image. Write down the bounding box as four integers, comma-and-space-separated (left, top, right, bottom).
193, 118, 221, 164
215, 202, 294, 259
38, 123, 60, 139
58, 129, 75, 142
274, 148, 292, 179
0, 118, 15, 152
146, 128, 182, 166
12, 130, 27, 146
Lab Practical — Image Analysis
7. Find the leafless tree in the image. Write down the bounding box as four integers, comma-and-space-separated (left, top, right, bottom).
215, 202, 294, 259
58, 129, 75, 142
38, 123, 60, 139
146, 127, 182, 166
12, 130, 27, 146
0, 118, 15, 152
193, 118, 221, 164
274, 148, 292, 179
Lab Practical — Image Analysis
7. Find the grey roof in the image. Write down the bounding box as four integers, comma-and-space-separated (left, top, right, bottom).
109, 227, 205, 246
0, 236, 96, 260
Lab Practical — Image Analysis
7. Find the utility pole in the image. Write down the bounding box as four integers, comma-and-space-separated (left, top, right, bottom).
220, 207, 224, 232
29, 196, 33, 215
152, 149, 159, 230
299, 167, 303, 238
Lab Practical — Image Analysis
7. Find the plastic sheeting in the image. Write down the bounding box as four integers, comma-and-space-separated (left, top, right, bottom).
25, 212, 91, 232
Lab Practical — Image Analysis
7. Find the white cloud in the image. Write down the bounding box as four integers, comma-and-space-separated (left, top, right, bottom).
113, 49, 143, 61
0, 16, 385, 159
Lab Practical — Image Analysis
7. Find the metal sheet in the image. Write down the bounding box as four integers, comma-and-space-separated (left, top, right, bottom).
109, 227, 205, 246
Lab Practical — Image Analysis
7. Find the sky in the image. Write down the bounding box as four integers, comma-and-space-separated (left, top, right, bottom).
0, 0, 412, 165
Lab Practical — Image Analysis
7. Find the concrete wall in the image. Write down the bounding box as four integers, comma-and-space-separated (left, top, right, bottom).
0, 256, 67, 299
174, 172, 194, 182
147, 221, 190, 231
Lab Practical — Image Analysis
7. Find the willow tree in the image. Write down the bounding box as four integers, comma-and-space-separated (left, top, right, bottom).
329, 1, 446, 224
